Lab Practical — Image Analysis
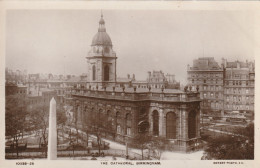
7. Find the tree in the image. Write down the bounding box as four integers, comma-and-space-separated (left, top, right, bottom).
129, 133, 152, 160
203, 123, 254, 160
29, 103, 49, 157
29, 101, 67, 157
149, 137, 167, 160
5, 95, 29, 158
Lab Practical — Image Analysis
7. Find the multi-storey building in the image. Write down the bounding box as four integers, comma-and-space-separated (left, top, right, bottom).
187, 57, 224, 116
222, 59, 255, 119
187, 57, 255, 119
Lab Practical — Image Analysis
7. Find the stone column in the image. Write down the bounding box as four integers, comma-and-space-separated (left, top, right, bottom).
148, 109, 153, 134
196, 109, 201, 138
48, 97, 57, 160
180, 105, 188, 140
159, 109, 165, 137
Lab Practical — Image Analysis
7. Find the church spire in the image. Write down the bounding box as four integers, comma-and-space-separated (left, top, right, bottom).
98, 11, 106, 32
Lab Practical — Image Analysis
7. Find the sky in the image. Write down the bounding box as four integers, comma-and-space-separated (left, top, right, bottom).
6, 10, 256, 84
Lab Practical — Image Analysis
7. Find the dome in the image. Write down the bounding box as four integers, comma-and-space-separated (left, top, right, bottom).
91, 31, 112, 46
91, 14, 112, 46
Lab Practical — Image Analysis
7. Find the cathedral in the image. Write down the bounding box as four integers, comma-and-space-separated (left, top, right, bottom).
86, 13, 117, 87
71, 14, 201, 152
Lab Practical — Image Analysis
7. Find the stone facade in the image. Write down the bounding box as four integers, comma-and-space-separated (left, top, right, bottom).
222, 59, 255, 119
187, 57, 255, 118
67, 14, 201, 152
86, 14, 117, 87
70, 87, 201, 152
187, 57, 224, 116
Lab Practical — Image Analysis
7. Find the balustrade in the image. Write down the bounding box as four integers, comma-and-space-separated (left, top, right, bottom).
70, 88, 200, 102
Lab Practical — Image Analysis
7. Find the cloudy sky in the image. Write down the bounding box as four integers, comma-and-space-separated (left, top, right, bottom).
6, 10, 256, 84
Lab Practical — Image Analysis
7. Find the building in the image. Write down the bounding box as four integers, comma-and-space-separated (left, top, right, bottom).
187, 57, 255, 119
187, 57, 224, 116
145, 70, 180, 89
222, 59, 255, 119
69, 14, 201, 152
5, 68, 28, 84
86, 13, 117, 87
5, 82, 27, 97
116, 71, 180, 90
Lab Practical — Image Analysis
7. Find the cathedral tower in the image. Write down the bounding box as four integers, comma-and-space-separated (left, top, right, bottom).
86, 13, 117, 87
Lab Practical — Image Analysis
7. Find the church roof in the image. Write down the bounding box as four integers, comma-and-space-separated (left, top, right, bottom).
91, 14, 112, 46
92, 32, 112, 46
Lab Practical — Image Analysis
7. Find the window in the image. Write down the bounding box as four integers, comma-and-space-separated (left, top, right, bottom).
127, 128, 131, 136
204, 93, 207, 98
210, 93, 214, 97
107, 110, 112, 129
104, 47, 110, 53
92, 65, 96, 81
166, 112, 176, 139
204, 80, 206, 84
104, 65, 109, 81
204, 86, 207, 90
246, 106, 249, 110
138, 121, 149, 133
246, 89, 249, 94
152, 111, 159, 136
216, 103, 219, 108
117, 125, 121, 134
116, 112, 121, 134
126, 113, 132, 136
227, 96, 229, 102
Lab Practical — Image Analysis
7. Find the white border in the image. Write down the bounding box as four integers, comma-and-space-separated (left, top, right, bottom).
0, 1, 260, 168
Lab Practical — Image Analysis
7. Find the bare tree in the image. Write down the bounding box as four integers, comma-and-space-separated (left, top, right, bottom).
5, 95, 29, 158
129, 133, 152, 160
29, 101, 67, 157
149, 137, 167, 160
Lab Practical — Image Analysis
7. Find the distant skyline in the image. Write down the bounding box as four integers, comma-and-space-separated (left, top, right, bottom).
6, 10, 256, 84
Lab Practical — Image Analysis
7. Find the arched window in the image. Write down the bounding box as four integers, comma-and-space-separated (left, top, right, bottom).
84, 106, 88, 124
152, 110, 159, 136
98, 109, 102, 127
104, 47, 110, 53
188, 111, 197, 139
92, 65, 96, 81
116, 112, 121, 134
107, 110, 112, 130
104, 65, 109, 81
138, 121, 149, 133
126, 113, 132, 136
166, 112, 176, 139
90, 107, 94, 126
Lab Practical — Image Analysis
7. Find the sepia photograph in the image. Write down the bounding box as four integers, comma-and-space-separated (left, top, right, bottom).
0, 1, 259, 168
